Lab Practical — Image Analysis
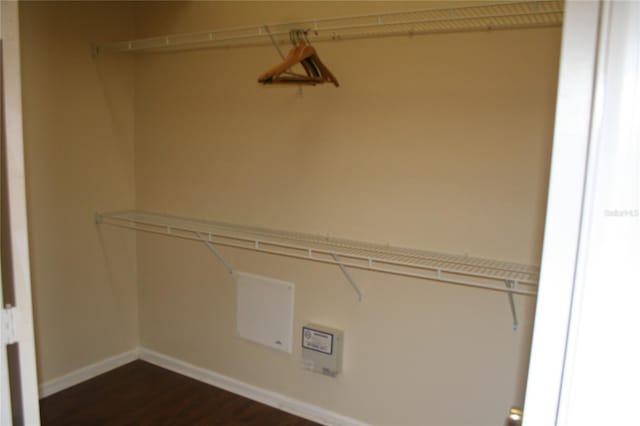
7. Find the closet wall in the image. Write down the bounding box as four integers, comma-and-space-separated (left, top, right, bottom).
19, 1, 561, 425
133, 2, 559, 426
20, 2, 138, 383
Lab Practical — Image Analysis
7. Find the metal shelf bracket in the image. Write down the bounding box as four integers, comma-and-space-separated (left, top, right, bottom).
506, 280, 519, 331
331, 254, 363, 302
196, 232, 235, 275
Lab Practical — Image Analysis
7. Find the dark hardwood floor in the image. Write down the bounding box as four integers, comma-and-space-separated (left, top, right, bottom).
40, 360, 322, 426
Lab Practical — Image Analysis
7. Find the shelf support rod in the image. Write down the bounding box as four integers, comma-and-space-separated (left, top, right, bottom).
331, 254, 363, 302
506, 280, 518, 331
263, 25, 285, 60
196, 232, 234, 275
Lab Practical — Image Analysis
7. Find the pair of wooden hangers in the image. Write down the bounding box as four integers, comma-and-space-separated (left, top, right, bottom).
258, 30, 339, 87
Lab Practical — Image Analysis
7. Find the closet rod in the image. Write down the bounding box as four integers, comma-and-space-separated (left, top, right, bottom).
95, 1, 563, 54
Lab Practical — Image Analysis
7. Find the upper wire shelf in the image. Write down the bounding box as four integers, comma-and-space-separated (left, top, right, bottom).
96, 210, 539, 297
95, 1, 563, 54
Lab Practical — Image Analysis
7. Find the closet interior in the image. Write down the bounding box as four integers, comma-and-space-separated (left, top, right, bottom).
18, 1, 563, 425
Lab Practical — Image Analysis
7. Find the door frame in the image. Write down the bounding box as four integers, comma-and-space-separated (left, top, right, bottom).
0, 1, 41, 424
524, 1, 640, 424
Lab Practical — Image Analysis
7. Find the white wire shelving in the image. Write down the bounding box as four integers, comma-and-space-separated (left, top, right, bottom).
96, 210, 539, 329
95, 1, 563, 54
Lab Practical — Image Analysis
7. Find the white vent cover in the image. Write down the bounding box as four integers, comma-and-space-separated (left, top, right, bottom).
235, 272, 294, 353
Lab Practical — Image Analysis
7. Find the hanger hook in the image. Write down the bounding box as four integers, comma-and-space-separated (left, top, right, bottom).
303, 29, 311, 45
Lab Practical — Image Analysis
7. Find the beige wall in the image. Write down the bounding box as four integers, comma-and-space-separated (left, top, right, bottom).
133, 2, 560, 426
19, 1, 560, 424
20, 2, 138, 383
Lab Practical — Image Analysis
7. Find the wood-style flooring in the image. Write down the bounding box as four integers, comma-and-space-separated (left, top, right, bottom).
39, 360, 321, 426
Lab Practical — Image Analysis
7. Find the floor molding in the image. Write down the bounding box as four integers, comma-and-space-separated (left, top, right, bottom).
38, 348, 140, 398
38, 347, 367, 425
138, 347, 368, 426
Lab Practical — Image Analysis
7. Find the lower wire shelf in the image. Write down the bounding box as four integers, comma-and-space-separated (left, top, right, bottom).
96, 210, 539, 329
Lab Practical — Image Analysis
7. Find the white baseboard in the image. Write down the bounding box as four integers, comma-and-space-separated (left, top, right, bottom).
38, 348, 140, 398
38, 346, 367, 426
138, 347, 368, 426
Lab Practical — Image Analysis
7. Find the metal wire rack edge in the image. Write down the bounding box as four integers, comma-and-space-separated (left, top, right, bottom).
94, 1, 563, 54
96, 210, 539, 296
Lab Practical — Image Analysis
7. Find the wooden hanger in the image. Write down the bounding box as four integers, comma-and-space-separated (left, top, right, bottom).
258, 30, 339, 87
